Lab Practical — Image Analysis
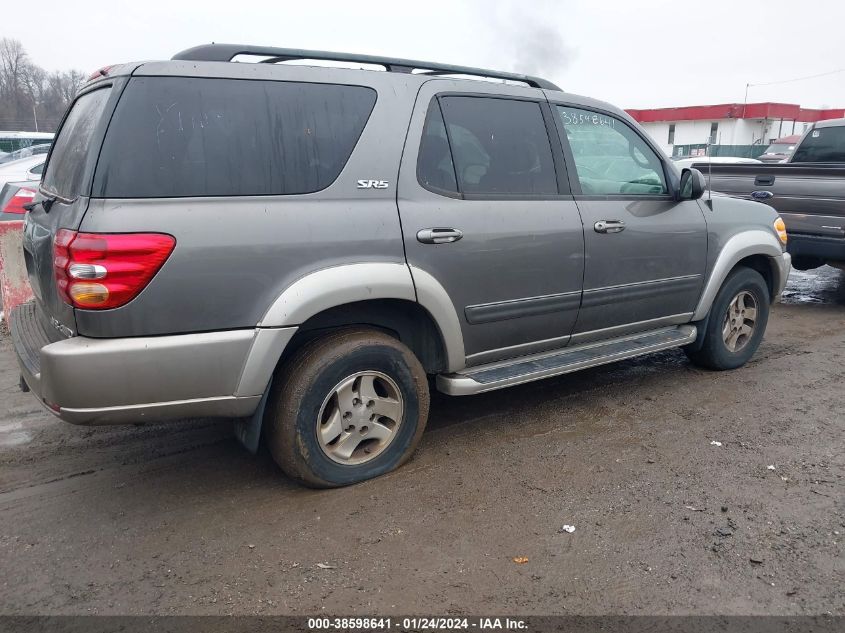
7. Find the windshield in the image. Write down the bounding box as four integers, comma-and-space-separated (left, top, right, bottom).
763, 143, 794, 155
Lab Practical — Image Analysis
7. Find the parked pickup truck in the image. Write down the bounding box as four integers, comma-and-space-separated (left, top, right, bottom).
10, 44, 791, 487
700, 117, 845, 270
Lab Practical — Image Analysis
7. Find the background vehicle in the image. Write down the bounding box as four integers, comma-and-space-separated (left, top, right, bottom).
0, 180, 37, 320
700, 118, 845, 270
673, 156, 761, 169
0, 181, 37, 222
9, 45, 790, 487
758, 134, 800, 163
0, 131, 54, 154
0, 155, 46, 189
0, 143, 51, 165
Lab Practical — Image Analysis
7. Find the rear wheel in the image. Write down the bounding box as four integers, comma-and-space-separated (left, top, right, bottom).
685, 267, 770, 370
264, 328, 430, 487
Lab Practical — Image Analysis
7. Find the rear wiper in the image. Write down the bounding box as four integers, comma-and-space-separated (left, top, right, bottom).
23, 192, 56, 213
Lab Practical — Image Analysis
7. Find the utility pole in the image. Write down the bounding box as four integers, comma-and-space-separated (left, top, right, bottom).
743, 83, 749, 117
32, 104, 38, 132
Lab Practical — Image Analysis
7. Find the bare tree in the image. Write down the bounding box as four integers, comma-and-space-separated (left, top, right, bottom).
0, 38, 85, 132
0, 38, 28, 92
0, 38, 31, 124
21, 62, 45, 103
47, 70, 86, 105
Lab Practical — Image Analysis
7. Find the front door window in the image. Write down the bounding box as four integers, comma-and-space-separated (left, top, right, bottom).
557, 107, 667, 196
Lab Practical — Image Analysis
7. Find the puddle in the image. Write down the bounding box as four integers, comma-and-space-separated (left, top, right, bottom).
0, 421, 32, 447
780, 265, 845, 305
0, 431, 32, 447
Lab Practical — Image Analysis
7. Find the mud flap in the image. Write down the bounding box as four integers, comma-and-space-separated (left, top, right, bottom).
684, 316, 709, 353
233, 380, 272, 454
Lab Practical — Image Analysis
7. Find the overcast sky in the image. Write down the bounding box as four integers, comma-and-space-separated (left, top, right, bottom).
7, 0, 845, 110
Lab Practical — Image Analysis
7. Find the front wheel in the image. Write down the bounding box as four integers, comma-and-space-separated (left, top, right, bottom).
264, 328, 430, 488
685, 267, 770, 370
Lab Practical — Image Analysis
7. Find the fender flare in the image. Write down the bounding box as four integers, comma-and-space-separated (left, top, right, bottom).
408, 265, 465, 372
692, 230, 786, 321
258, 263, 417, 326
252, 262, 466, 375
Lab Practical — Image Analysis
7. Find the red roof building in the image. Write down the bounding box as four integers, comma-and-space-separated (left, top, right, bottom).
625, 102, 845, 156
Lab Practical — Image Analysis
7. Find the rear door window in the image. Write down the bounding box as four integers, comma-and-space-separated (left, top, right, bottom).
417, 100, 459, 194
791, 126, 845, 162
94, 77, 377, 198
41, 87, 111, 200
437, 96, 558, 196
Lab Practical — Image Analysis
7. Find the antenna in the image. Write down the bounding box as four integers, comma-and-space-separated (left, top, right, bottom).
706, 134, 713, 209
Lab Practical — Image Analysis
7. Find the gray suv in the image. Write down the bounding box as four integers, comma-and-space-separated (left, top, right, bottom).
10, 44, 791, 487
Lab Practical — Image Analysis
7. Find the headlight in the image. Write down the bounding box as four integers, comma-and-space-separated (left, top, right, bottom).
774, 217, 788, 246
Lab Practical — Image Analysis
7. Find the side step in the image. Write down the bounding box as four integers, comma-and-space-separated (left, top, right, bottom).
437, 325, 697, 396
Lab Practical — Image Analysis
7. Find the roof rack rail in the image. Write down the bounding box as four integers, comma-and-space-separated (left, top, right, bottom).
172, 44, 562, 91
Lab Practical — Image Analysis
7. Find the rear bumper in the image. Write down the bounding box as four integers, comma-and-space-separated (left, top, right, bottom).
787, 233, 845, 263
9, 302, 296, 425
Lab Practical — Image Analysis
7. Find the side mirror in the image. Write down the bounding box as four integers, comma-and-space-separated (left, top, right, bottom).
679, 167, 707, 200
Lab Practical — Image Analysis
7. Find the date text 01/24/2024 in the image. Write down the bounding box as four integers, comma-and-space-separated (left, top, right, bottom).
307, 617, 528, 630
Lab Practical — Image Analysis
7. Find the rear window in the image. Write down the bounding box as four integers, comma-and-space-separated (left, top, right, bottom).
93, 77, 377, 198
42, 87, 111, 199
791, 126, 845, 163
763, 143, 793, 154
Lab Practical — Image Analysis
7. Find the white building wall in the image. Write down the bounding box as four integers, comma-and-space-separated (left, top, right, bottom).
641, 121, 670, 152
641, 120, 731, 155
641, 117, 812, 157
674, 120, 725, 145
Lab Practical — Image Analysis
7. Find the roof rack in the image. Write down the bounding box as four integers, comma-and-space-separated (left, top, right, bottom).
171, 44, 561, 91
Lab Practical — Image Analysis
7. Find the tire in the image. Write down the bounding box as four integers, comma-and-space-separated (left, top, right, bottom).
264, 327, 430, 488
685, 267, 770, 371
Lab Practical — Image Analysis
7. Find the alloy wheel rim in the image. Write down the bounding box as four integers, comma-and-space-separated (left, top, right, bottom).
722, 290, 758, 353
316, 371, 404, 466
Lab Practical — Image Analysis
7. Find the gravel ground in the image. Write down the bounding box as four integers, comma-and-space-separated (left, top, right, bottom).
0, 267, 842, 616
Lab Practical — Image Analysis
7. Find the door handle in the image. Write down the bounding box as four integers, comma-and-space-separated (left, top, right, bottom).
417, 227, 463, 244
594, 220, 625, 234
754, 175, 775, 186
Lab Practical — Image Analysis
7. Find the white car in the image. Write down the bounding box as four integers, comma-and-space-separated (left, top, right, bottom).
673, 156, 762, 170
0, 143, 50, 165
0, 155, 45, 189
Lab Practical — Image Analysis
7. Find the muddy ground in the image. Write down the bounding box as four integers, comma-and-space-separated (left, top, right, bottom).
0, 267, 843, 616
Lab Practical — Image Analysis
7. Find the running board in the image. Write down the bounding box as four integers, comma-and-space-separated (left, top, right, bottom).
437, 325, 697, 396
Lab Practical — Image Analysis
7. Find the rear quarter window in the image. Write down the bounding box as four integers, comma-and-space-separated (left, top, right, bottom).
93, 77, 377, 198
42, 87, 111, 200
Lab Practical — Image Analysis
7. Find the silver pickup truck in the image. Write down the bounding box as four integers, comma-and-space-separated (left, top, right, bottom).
10, 44, 791, 487
700, 117, 845, 270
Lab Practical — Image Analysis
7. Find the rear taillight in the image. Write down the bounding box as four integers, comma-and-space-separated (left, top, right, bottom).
2, 187, 37, 214
53, 230, 176, 309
